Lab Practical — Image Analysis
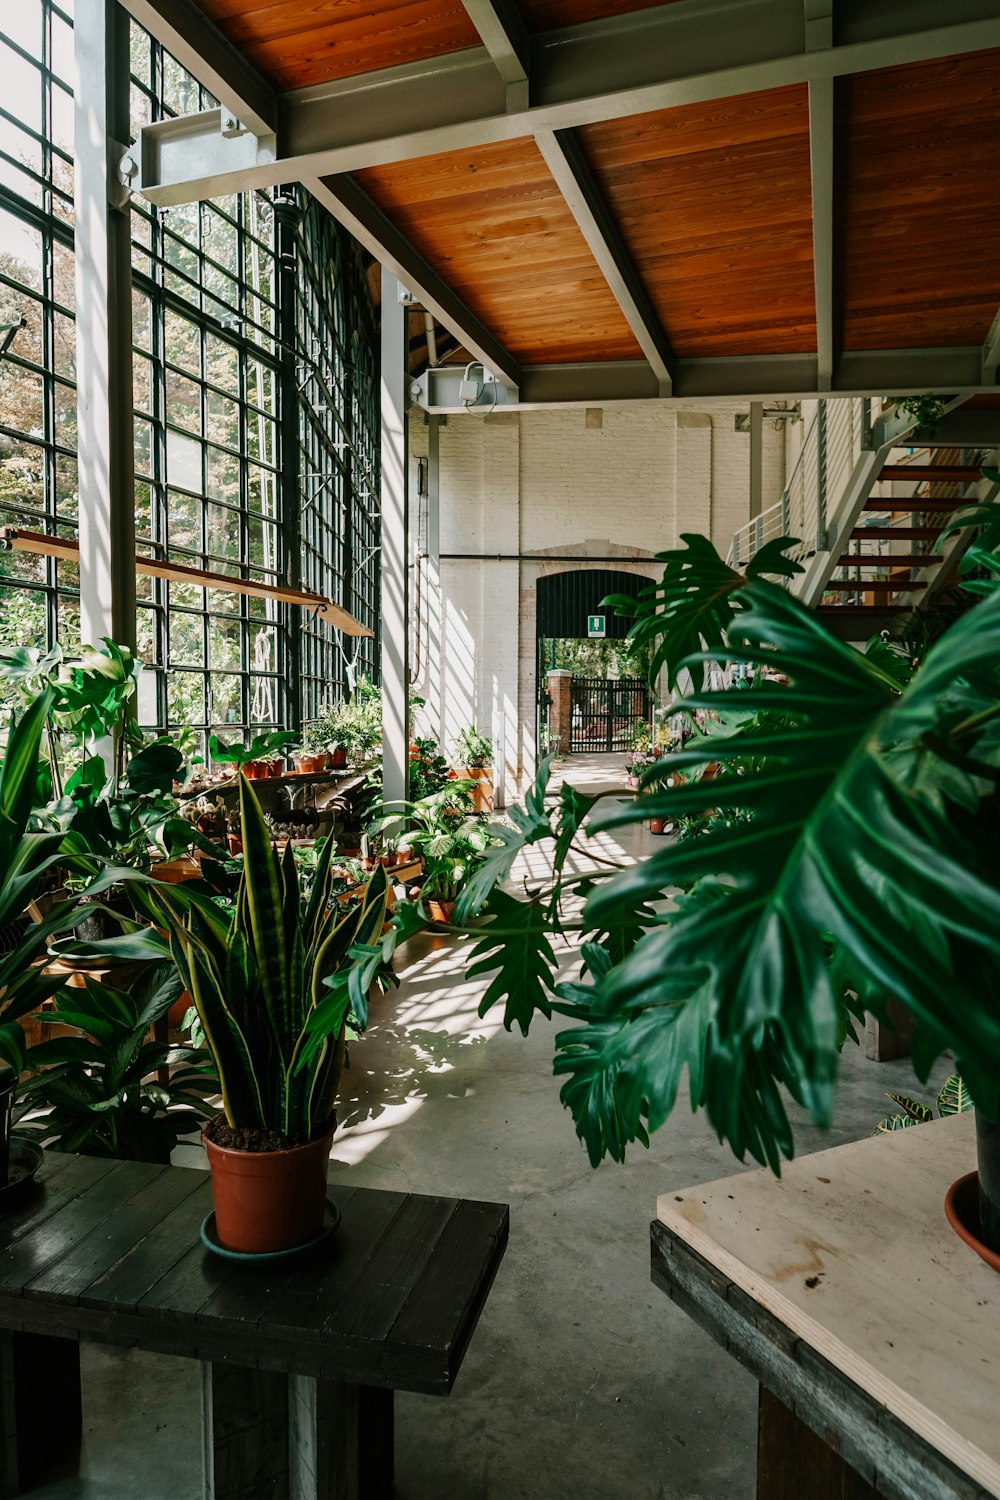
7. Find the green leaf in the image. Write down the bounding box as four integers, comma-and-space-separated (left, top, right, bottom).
468, 890, 558, 1035
885, 1093, 932, 1124
873, 1114, 917, 1135
936, 1074, 973, 1116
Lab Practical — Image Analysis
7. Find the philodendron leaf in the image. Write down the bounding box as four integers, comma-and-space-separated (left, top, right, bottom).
937, 1074, 973, 1116
467, 889, 558, 1036
577, 577, 1000, 1166
885, 1093, 932, 1124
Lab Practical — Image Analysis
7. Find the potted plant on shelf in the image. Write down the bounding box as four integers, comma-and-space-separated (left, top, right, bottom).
454, 726, 494, 813
210, 729, 297, 782
456, 516, 1000, 1260
134, 774, 400, 1255
369, 784, 493, 927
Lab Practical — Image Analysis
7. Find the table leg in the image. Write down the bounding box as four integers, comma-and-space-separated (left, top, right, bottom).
202, 1364, 290, 1500
757, 1385, 879, 1499
0, 1330, 81, 1498
288, 1377, 394, 1500
203, 1365, 395, 1500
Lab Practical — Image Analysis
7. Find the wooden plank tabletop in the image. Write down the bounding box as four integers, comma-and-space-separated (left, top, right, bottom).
0, 1154, 508, 1395
655, 1114, 999, 1498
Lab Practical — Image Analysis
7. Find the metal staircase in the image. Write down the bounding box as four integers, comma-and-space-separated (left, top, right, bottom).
729, 399, 998, 639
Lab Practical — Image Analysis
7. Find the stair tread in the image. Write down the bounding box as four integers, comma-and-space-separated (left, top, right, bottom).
864, 497, 968, 511
850, 526, 939, 539
817, 604, 911, 615
833, 558, 941, 567
822, 579, 926, 591
880, 464, 981, 482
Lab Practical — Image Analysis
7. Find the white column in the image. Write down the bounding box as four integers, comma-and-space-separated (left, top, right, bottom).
380, 270, 409, 806
74, 0, 136, 648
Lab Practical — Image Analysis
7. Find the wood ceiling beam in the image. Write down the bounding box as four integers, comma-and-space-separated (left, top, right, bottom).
305, 175, 521, 390
133, 0, 1000, 203
534, 130, 676, 394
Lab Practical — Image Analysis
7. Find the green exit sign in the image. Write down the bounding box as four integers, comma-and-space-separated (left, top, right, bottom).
587, 614, 606, 638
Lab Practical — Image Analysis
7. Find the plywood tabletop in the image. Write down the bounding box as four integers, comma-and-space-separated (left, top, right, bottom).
657, 1114, 999, 1496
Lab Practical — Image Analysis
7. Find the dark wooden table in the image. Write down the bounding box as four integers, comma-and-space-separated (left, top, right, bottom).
650, 1116, 999, 1500
0, 1152, 508, 1500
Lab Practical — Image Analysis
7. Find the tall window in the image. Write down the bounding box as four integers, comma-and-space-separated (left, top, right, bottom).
129, 23, 285, 746
0, 0, 78, 656
295, 197, 381, 722
0, 3, 381, 740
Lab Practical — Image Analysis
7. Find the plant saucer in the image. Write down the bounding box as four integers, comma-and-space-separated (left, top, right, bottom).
945, 1172, 1000, 1274
199, 1198, 341, 1263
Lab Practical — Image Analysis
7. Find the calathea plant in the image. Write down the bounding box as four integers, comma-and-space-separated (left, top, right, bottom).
458, 518, 1000, 1186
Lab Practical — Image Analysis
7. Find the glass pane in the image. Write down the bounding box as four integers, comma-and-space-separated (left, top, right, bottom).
168, 669, 205, 726
165, 368, 201, 434
166, 427, 202, 491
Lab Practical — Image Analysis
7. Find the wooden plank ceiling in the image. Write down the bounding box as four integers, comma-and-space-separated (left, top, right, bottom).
184, 0, 1000, 390
838, 50, 1000, 353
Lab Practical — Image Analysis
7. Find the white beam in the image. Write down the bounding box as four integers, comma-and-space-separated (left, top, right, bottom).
120, 0, 277, 137
75, 0, 136, 649
982, 305, 1000, 383
380, 271, 410, 809
534, 130, 675, 394
134, 0, 1000, 202
413, 348, 988, 410
805, 1, 835, 392
459, 0, 530, 104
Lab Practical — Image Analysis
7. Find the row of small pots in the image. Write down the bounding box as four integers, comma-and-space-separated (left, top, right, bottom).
243, 747, 350, 779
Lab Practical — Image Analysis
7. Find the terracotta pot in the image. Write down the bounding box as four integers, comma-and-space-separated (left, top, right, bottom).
243, 760, 265, 780
977, 1110, 1000, 1255
425, 898, 456, 926
330, 746, 348, 769
266, 759, 285, 779
167, 989, 194, 1030
227, 834, 243, 855
203, 1122, 335, 1254
649, 817, 668, 835
150, 855, 201, 885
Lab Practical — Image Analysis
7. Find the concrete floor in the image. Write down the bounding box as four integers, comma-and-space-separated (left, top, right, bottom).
31, 754, 951, 1500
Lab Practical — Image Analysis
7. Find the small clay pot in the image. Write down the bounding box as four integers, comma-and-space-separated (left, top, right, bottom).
203, 1122, 335, 1254
649, 817, 668, 835
266, 759, 285, 779
425, 898, 456, 926
330, 746, 348, 769
243, 761, 265, 780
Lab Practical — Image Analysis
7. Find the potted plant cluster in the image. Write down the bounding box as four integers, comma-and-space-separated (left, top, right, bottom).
456, 514, 1000, 1261
455, 726, 495, 813
368, 782, 495, 927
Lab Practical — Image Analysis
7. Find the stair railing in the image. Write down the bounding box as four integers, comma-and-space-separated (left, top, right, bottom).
728, 398, 869, 574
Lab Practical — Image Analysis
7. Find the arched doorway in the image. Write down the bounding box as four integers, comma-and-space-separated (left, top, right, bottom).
536, 570, 652, 754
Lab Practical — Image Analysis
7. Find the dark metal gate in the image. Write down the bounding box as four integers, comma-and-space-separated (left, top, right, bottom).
569, 677, 650, 752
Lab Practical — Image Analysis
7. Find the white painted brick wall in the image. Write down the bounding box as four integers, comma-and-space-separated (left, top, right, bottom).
408, 403, 784, 799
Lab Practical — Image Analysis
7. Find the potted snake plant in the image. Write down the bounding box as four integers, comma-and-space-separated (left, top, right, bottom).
137, 775, 397, 1254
